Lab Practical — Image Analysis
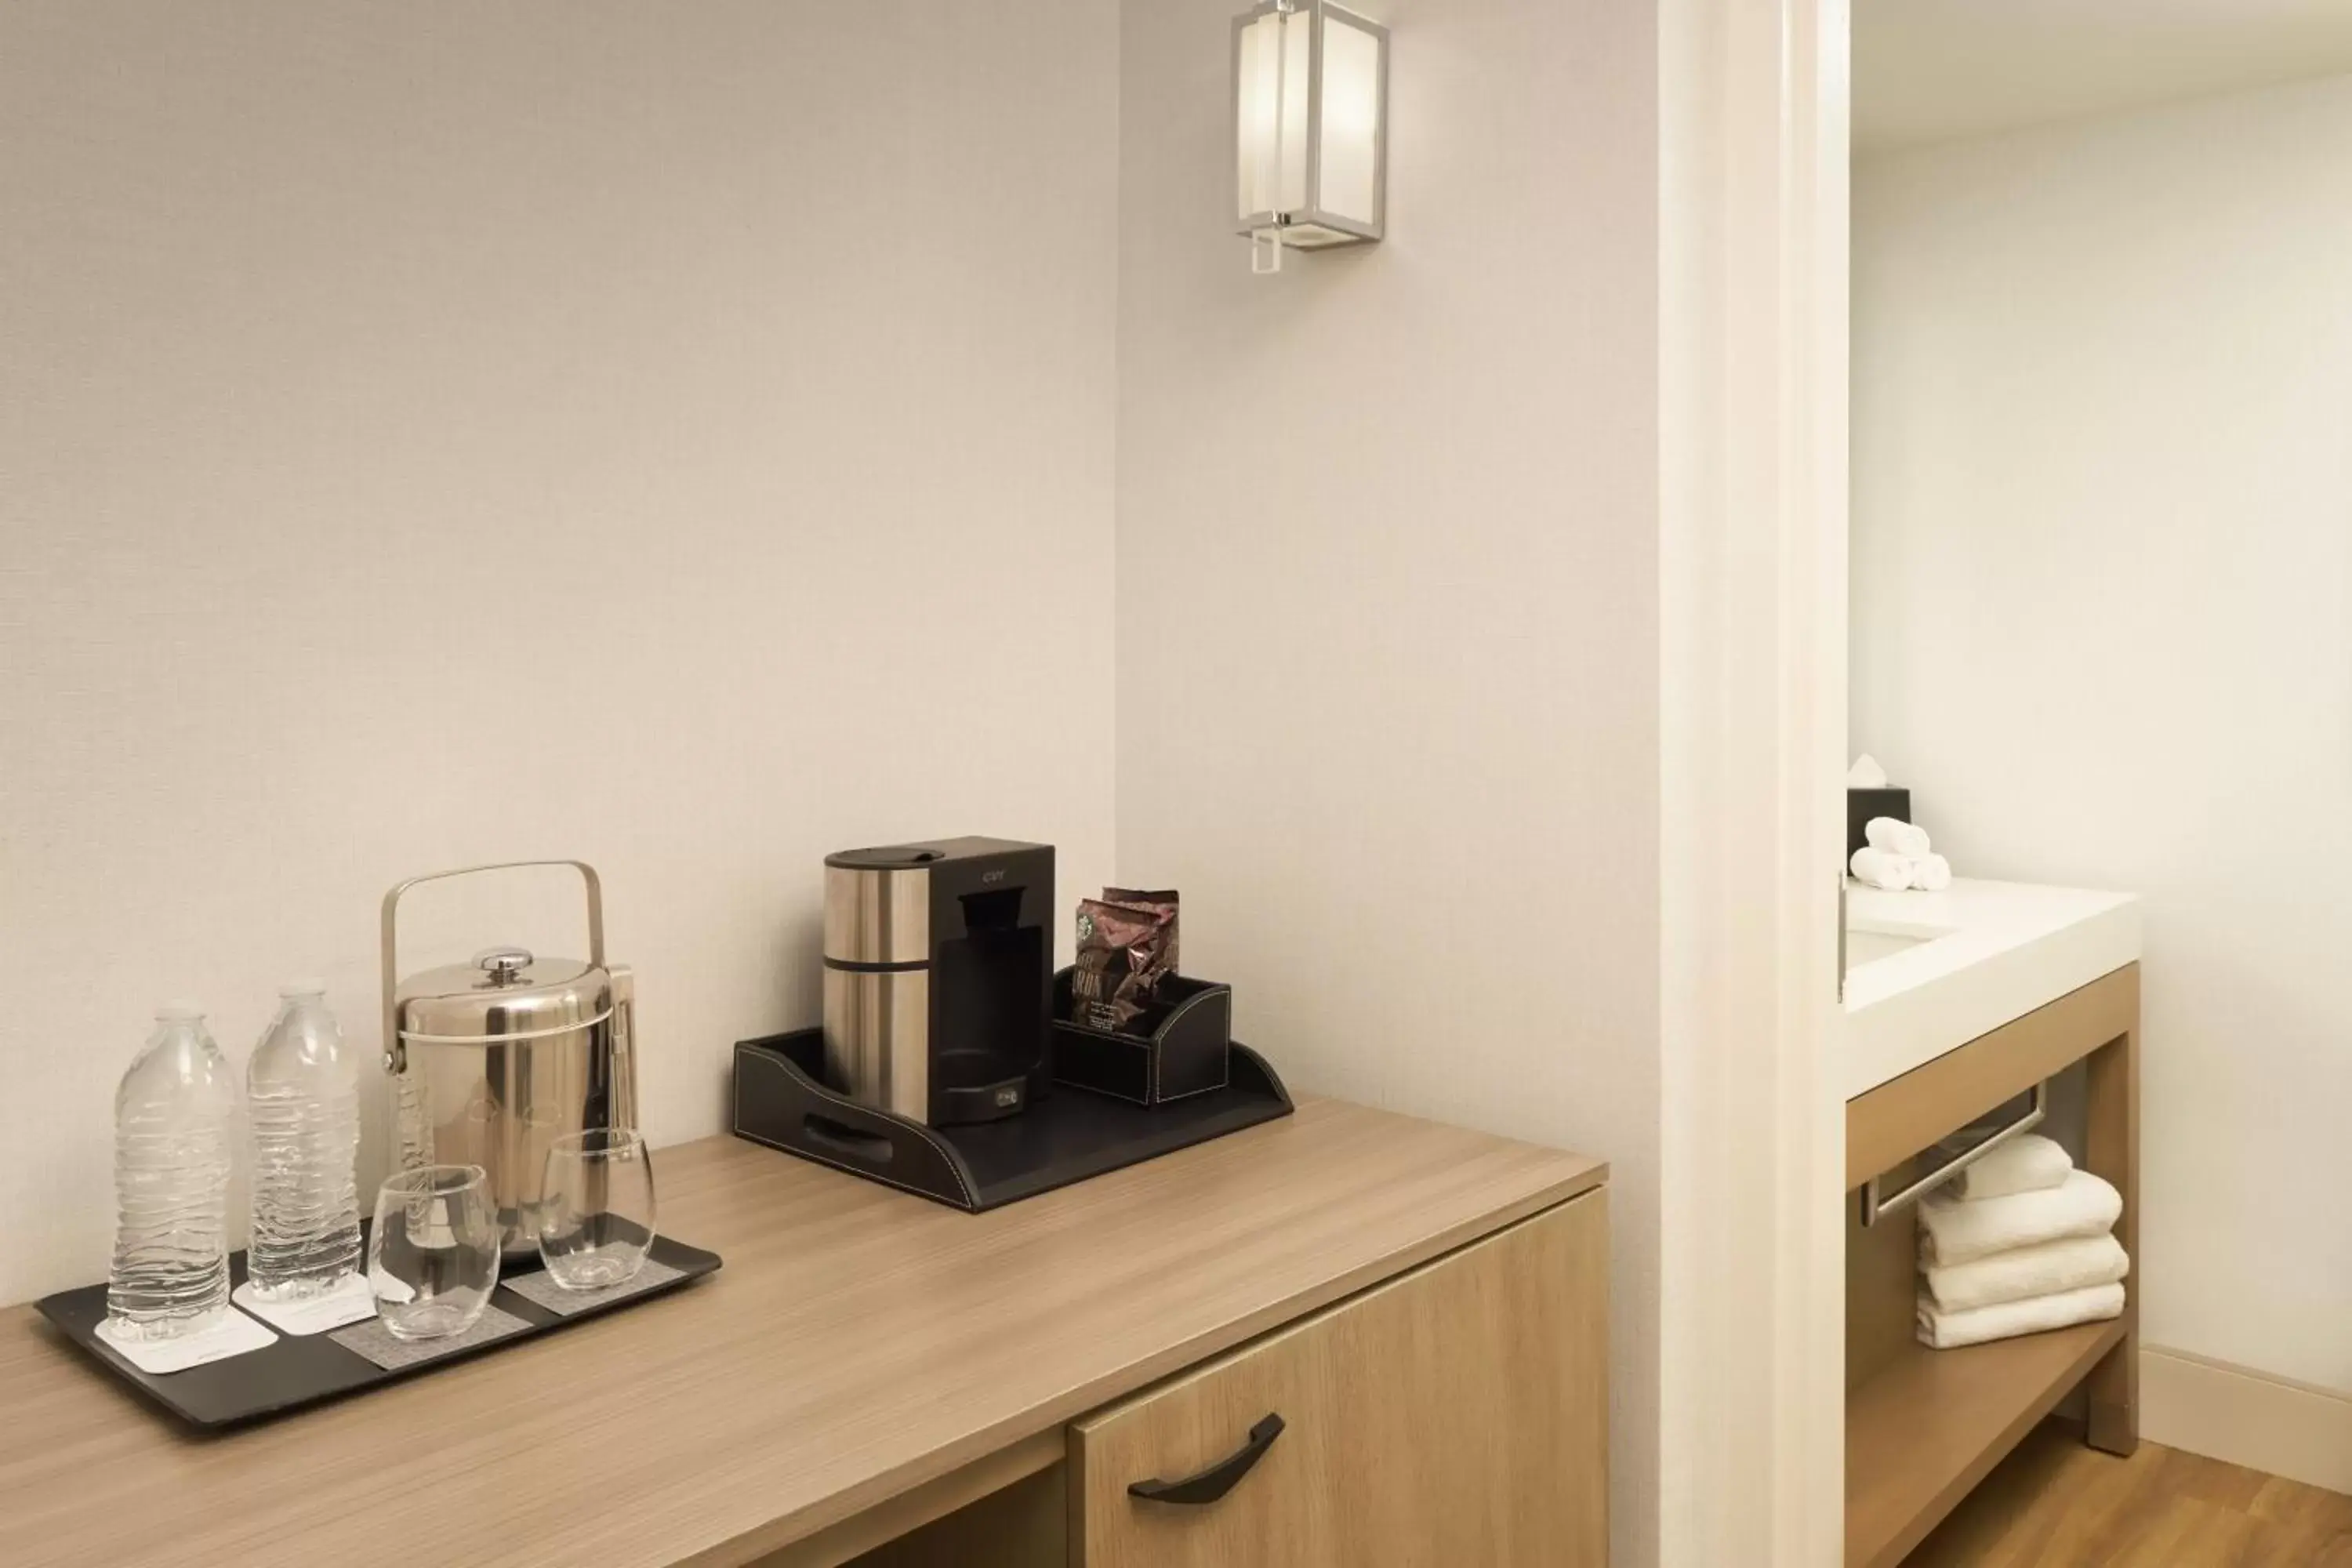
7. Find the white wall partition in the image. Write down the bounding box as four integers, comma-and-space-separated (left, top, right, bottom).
1114, 0, 1668, 1556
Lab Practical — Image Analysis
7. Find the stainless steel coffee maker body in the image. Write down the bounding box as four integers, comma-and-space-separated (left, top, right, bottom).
381, 861, 637, 1258
822, 837, 1052, 1127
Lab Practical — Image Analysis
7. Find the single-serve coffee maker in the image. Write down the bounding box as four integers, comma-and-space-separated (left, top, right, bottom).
822, 837, 1052, 1127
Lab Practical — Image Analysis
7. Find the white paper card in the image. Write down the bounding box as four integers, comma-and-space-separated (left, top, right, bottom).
233, 1273, 377, 1336
95, 1307, 277, 1374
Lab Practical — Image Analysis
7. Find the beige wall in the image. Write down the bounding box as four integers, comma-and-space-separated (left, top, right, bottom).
0, 1, 1119, 1305
1113, 0, 1663, 1559
1853, 74, 2352, 1395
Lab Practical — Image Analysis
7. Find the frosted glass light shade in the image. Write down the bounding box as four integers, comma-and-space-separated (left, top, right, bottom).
1232, 0, 1388, 255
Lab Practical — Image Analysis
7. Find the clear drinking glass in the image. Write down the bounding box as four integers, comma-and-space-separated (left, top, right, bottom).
368, 1164, 500, 1340
538, 1129, 658, 1290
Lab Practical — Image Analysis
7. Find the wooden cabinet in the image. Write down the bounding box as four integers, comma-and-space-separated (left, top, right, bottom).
3, 1102, 1607, 1568
1070, 1192, 1608, 1568
839, 1192, 1610, 1568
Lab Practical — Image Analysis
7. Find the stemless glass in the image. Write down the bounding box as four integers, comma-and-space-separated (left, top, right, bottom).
538, 1129, 658, 1290
368, 1164, 500, 1340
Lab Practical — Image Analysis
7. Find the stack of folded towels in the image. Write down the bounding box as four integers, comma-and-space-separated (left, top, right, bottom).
1850, 815, 1953, 893
1915, 1133, 2129, 1350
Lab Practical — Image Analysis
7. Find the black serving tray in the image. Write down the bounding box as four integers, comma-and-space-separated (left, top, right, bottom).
34, 1231, 720, 1431
732, 1027, 1292, 1211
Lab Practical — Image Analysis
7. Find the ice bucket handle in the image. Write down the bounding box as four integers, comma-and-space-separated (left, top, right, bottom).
380, 859, 607, 1074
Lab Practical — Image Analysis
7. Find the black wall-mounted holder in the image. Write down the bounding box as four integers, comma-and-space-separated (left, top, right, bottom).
1848, 786, 1914, 860
731, 1022, 1291, 1213
1052, 968, 1232, 1106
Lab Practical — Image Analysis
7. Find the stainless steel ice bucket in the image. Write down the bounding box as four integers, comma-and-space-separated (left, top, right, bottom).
380, 861, 637, 1257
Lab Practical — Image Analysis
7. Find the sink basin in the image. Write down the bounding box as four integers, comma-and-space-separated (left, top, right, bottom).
1846, 925, 1933, 971
1842, 878, 2140, 1100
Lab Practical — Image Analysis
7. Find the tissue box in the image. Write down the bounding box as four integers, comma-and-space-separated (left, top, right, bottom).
1848, 787, 1912, 859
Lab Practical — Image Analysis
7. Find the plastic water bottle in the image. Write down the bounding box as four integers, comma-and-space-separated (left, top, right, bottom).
245, 982, 363, 1300
106, 1005, 238, 1339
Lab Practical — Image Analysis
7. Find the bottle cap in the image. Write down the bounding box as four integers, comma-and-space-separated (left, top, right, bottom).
278, 978, 328, 999
155, 1000, 205, 1021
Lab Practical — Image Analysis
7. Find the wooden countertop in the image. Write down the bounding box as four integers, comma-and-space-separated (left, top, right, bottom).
0, 1097, 1605, 1568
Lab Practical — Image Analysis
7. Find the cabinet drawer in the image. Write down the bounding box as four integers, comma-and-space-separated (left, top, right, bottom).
1069, 1189, 1608, 1567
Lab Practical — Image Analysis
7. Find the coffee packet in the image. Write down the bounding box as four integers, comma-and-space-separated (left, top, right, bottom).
1102, 887, 1179, 975
1073, 895, 1176, 1032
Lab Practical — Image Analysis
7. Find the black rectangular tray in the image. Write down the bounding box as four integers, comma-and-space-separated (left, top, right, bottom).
732, 1027, 1292, 1210
34, 1232, 720, 1431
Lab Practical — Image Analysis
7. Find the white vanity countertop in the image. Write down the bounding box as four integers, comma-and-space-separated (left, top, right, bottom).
1844, 877, 2140, 1101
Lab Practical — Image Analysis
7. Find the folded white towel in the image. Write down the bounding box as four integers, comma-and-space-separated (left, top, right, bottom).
1916, 1282, 2125, 1349
1935, 1131, 2071, 1200
1850, 847, 1914, 891
1911, 852, 1952, 892
1918, 1169, 2122, 1266
1922, 1233, 2129, 1313
1866, 816, 1931, 858
1848, 754, 1890, 789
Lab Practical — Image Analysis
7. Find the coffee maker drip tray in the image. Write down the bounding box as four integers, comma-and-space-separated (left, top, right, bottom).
730, 1029, 1293, 1212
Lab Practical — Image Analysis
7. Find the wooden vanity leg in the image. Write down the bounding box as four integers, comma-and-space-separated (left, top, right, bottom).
2082, 978, 2140, 1457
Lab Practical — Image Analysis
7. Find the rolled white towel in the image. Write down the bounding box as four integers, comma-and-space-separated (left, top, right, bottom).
1922, 1233, 2129, 1313
1918, 1168, 2122, 1266
1847, 754, 1890, 789
1865, 816, 1931, 858
1935, 1131, 2071, 1200
1849, 847, 1914, 891
1916, 1281, 2125, 1350
1911, 852, 1953, 892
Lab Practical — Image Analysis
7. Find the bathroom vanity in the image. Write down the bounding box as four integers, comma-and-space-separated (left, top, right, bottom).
1842, 878, 2142, 1567
0, 1097, 1609, 1567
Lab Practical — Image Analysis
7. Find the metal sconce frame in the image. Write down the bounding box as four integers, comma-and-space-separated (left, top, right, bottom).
1231, 0, 1389, 269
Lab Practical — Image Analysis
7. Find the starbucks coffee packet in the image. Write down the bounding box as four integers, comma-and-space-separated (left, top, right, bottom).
1102, 887, 1178, 975
1073, 895, 1177, 1031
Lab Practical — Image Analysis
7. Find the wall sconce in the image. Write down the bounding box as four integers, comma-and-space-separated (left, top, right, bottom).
1232, 0, 1388, 274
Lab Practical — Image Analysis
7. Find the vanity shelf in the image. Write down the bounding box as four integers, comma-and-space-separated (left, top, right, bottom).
1843, 963, 2140, 1568
1846, 1319, 2127, 1568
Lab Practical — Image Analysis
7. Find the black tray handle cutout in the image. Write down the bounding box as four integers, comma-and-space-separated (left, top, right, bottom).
1127, 1413, 1286, 1506
731, 1033, 983, 1206
802, 1114, 895, 1163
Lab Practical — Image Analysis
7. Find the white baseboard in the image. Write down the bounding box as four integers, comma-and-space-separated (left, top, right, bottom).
2142, 1345, 2352, 1495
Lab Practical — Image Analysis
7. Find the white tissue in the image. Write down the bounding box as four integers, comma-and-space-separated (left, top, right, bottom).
1847, 755, 1890, 789
95, 1307, 278, 1373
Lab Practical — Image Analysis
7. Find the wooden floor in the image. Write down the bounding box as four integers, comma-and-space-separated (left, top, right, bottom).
1904, 1421, 2352, 1566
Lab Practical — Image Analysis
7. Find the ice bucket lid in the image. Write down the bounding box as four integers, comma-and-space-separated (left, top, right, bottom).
394, 946, 614, 1044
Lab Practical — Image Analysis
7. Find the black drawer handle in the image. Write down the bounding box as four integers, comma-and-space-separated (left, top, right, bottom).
1127, 1414, 1286, 1506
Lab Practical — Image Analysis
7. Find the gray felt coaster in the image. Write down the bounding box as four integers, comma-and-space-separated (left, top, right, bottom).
330, 1302, 529, 1369
502, 1257, 683, 1316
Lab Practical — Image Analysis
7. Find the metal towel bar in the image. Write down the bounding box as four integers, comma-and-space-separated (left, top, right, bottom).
1857, 1079, 2049, 1228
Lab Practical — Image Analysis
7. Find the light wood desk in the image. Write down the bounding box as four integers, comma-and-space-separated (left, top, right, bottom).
0, 1096, 1609, 1568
